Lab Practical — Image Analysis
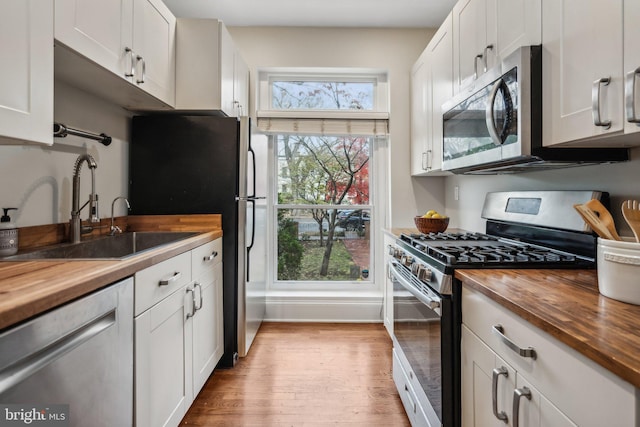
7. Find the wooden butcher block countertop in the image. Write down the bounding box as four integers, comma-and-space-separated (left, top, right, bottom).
457, 268, 640, 389
0, 215, 222, 332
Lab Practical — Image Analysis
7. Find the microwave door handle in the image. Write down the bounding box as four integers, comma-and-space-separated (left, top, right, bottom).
486, 79, 514, 144
486, 79, 504, 146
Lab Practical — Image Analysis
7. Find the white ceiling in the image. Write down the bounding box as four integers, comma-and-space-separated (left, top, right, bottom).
162, 0, 457, 28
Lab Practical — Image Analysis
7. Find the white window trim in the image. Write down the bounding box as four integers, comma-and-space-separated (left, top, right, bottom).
258, 67, 390, 295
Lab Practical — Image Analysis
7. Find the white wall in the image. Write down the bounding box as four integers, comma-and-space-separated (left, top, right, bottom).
444, 149, 640, 236
228, 26, 443, 228
0, 81, 131, 227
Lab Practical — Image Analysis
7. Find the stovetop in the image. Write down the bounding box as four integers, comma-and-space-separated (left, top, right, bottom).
398, 231, 595, 270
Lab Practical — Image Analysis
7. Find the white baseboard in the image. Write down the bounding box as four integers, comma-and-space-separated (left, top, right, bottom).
265, 295, 383, 322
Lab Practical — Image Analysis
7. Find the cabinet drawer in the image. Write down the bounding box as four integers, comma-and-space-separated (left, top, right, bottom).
462, 286, 637, 426
135, 252, 191, 315
192, 238, 222, 279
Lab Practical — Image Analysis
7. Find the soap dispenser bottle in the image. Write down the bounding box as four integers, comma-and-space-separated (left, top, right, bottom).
0, 208, 18, 256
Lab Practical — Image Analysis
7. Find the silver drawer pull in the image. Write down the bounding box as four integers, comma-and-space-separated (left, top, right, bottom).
492, 367, 509, 423
203, 251, 218, 262
512, 387, 532, 427
492, 324, 537, 360
158, 271, 181, 286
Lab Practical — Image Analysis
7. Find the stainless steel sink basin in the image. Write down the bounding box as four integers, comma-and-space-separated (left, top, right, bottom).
1, 231, 198, 261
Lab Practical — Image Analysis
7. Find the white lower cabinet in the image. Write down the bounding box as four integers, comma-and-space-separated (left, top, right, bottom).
461, 286, 638, 427
135, 286, 192, 427
190, 239, 224, 395
462, 325, 575, 427
134, 238, 223, 427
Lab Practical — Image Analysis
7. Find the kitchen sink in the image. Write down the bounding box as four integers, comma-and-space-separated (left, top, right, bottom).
1, 231, 199, 261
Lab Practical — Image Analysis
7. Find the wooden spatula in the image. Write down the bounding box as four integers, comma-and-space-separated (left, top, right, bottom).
584, 199, 622, 240
574, 203, 617, 240
621, 200, 640, 243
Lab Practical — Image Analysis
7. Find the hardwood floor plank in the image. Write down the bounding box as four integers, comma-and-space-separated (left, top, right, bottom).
180, 322, 410, 427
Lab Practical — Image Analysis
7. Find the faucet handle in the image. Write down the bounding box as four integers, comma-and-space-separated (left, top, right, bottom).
89, 193, 100, 223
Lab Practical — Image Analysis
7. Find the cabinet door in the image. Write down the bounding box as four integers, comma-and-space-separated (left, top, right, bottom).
135, 288, 192, 427
542, 0, 624, 146
462, 325, 516, 427
234, 52, 250, 116
132, 0, 175, 105
0, 0, 53, 145
191, 262, 224, 395
220, 24, 236, 116
624, 0, 640, 135
453, 0, 487, 92
410, 50, 429, 176
426, 13, 453, 175
486, 0, 541, 66
55, 0, 133, 80
514, 375, 577, 427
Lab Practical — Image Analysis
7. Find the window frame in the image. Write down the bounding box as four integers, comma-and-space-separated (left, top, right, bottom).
258, 68, 388, 291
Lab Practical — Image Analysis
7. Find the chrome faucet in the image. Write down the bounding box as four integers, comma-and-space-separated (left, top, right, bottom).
109, 197, 130, 235
70, 154, 99, 243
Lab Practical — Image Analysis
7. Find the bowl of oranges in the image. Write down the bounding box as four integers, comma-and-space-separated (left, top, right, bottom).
414, 210, 449, 234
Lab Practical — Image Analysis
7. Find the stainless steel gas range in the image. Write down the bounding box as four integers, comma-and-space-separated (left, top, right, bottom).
389, 191, 604, 427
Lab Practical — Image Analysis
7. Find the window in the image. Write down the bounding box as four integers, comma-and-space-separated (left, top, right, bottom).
258, 69, 388, 287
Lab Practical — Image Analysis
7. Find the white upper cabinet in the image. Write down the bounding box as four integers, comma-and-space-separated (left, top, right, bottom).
624, 0, 640, 136
175, 19, 250, 117
131, 0, 176, 105
453, 0, 540, 94
452, 0, 487, 92
55, 0, 175, 109
410, 50, 429, 176
542, 0, 624, 146
0, 0, 53, 145
411, 13, 453, 176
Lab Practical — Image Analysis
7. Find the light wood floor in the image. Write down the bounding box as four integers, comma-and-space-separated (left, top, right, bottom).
180, 322, 411, 426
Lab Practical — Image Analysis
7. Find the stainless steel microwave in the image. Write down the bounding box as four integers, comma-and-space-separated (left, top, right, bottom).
441, 45, 628, 174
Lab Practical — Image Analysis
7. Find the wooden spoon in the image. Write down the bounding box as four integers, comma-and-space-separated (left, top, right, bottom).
574, 204, 617, 240
621, 200, 640, 243
583, 199, 622, 240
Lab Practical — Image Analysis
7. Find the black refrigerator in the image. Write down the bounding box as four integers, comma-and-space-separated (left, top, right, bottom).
129, 115, 267, 368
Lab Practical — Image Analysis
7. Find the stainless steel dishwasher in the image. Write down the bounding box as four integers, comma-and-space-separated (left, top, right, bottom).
0, 277, 134, 426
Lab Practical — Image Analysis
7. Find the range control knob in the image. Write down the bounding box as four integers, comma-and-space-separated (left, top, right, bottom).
411, 262, 420, 275
401, 255, 413, 267
417, 265, 433, 283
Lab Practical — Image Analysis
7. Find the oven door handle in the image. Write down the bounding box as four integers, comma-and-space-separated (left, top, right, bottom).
389, 261, 442, 315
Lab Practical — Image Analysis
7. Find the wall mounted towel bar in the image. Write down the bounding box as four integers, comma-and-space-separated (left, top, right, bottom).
53, 123, 112, 146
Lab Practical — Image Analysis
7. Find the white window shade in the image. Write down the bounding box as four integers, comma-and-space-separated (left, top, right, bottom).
256, 110, 389, 136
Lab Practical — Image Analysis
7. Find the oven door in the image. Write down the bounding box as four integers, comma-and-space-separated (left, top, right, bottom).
390, 260, 445, 426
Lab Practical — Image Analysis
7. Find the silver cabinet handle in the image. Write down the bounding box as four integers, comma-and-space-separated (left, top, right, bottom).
512, 386, 532, 427
492, 367, 509, 423
135, 55, 146, 84
186, 287, 196, 319
124, 47, 135, 77
492, 324, 537, 359
474, 53, 484, 80
426, 149, 432, 170
625, 67, 640, 123
204, 251, 218, 262
483, 44, 494, 72
194, 282, 203, 311
592, 77, 612, 129
159, 271, 181, 286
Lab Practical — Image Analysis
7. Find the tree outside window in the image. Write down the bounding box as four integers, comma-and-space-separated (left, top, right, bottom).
274, 81, 373, 282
